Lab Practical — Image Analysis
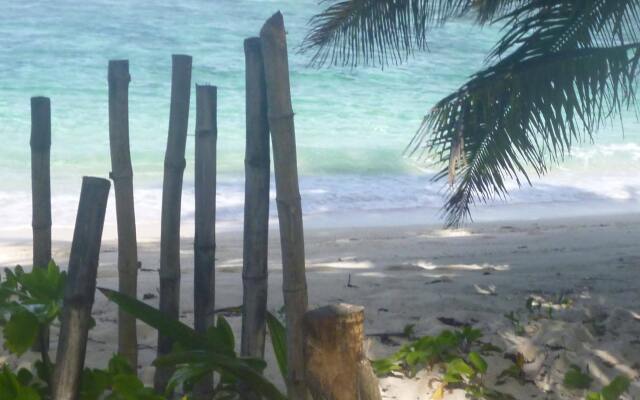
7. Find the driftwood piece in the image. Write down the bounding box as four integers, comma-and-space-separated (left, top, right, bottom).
192, 84, 217, 399
51, 177, 110, 400
241, 37, 270, 360
260, 12, 309, 399
30, 96, 52, 352
303, 304, 382, 400
156, 54, 192, 392
108, 59, 139, 369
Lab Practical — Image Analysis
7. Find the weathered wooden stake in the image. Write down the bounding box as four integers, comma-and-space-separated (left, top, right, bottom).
260, 12, 310, 399
241, 37, 270, 360
30, 96, 52, 353
51, 177, 110, 400
192, 84, 217, 398
108, 59, 139, 369
303, 304, 382, 400
156, 54, 192, 392
240, 37, 271, 400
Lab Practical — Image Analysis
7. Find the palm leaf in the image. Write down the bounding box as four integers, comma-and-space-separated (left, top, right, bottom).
407, 0, 640, 225
99, 288, 287, 399
266, 311, 288, 380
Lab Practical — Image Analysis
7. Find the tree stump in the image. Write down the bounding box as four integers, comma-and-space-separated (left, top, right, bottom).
303, 304, 382, 400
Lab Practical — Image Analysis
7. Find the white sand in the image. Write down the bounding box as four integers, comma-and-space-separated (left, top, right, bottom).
1, 214, 639, 399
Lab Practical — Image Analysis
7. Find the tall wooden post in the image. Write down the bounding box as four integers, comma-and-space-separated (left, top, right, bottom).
108, 59, 139, 369
51, 177, 110, 400
241, 37, 270, 360
303, 304, 382, 400
156, 54, 192, 392
192, 84, 217, 399
240, 37, 271, 400
260, 12, 310, 399
30, 96, 52, 353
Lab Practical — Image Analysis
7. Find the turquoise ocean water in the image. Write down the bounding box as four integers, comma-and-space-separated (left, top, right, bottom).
2, 0, 640, 239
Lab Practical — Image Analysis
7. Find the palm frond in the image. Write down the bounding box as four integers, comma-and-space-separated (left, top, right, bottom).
301, 0, 524, 66
410, 41, 640, 226
405, 0, 640, 226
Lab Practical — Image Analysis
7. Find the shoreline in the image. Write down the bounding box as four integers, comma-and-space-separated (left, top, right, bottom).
1, 213, 640, 398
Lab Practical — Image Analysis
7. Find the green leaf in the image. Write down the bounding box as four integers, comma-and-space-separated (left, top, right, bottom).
108, 354, 135, 375
100, 291, 286, 400
98, 288, 208, 350
157, 350, 285, 400
266, 311, 287, 380
446, 358, 475, 378
468, 352, 488, 374
79, 368, 110, 400
0, 366, 41, 400
111, 373, 145, 394
563, 365, 593, 390
586, 392, 603, 400
371, 358, 401, 375
601, 376, 630, 400
3, 311, 39, 355
213, 315, 235, 352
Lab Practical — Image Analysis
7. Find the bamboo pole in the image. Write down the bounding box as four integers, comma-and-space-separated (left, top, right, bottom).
30, 96, 52, 353
156, 54, 192, 392
303, 304, 382, 400
241, 37, 270, 360
108, 59, 139, 369
260, 12, 310, 399
192, 84, 217, 399
51, 177, 110, 400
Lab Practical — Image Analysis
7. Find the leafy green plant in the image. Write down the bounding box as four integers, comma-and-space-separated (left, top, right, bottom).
0, 263, 159, 400
0, 262, 66, 356
586, 376, 631, 400
497, 353, 527, 385
265, 310, 287, 380
0, 365, 42, 400
373, 326, 514, 400
504, 311, 525, 336
80, 354, 163, 400
562, 365, 630, 400
100, 288, 287, 400
563, 365, 593, 390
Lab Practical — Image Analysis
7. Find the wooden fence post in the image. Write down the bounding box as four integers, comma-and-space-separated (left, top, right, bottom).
156, 54, 192, 392
192, 84, 217, 398
260, 12, 310, 399
30, 96, 52, 353
51, 177, 110, 400
108, 59, 139, 369
241, 37, 270, 360
240, 37, 271, 400
303, 304, 382, 400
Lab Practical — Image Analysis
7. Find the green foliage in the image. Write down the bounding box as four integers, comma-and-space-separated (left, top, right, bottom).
562, 367, 630, 400
100, 288, 287, 400
503, 311, 525, 336
586, 376, 631, 400
80, 355, 163, 400
0, 262, 66, 355
563, 365, 593, 390
371, 326, 484, 377
0, 264, 286, 400
497, 353, 527, 385
0, 365, 41, 400
265, 310, 287, 380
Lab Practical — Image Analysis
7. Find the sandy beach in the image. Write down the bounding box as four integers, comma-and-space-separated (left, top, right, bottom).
1, 213, 639, 399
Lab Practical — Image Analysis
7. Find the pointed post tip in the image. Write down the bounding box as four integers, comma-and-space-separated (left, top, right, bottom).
260, 11, 285, 38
